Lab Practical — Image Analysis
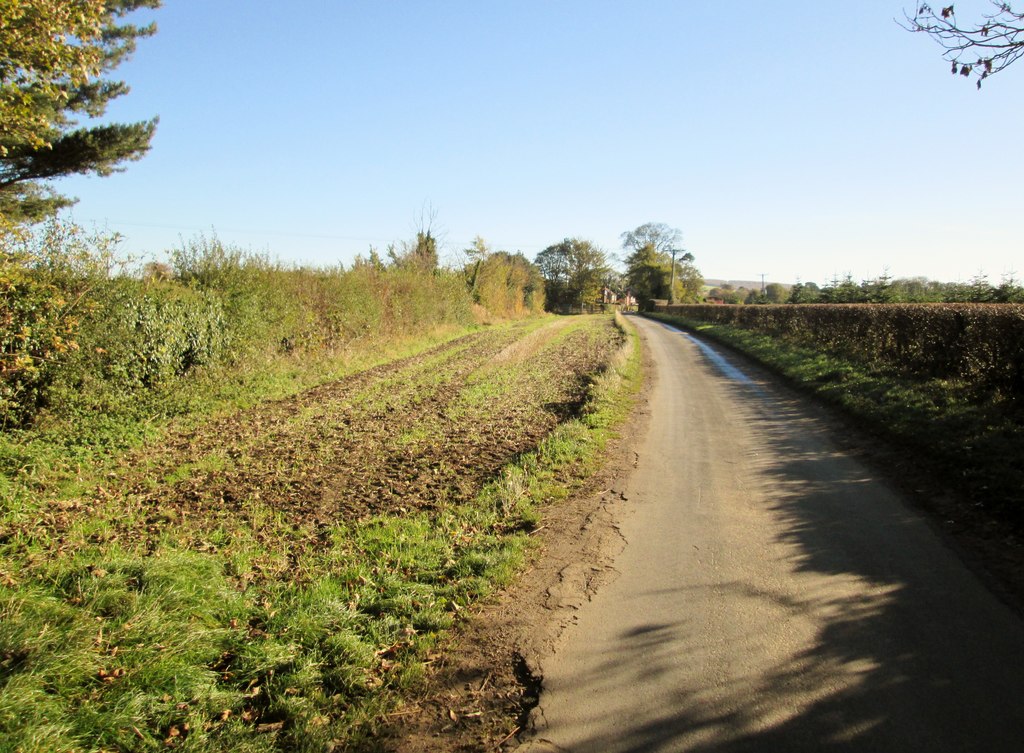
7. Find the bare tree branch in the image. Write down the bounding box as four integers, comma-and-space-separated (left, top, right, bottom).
902, 2, 1024, 87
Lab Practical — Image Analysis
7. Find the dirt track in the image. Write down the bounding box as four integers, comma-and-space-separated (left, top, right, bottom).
2, 316, 631, 752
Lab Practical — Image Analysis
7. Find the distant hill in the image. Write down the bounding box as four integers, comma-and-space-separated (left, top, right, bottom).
703, 278, 792, 290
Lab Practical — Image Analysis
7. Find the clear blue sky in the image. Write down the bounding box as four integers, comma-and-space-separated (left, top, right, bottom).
61, 0, 1023, 285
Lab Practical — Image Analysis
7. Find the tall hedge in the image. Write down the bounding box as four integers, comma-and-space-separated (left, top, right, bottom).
661, 303, 1024, 396
0, 227, 481, 428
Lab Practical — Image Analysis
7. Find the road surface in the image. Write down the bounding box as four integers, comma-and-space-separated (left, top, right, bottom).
525, 315, 1024, 752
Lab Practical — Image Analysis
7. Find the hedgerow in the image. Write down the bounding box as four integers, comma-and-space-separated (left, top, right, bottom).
661, 303, 1024, 397
0, 222, 534, 430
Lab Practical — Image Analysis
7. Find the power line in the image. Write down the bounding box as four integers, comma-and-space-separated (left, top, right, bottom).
75, 217, 550, 252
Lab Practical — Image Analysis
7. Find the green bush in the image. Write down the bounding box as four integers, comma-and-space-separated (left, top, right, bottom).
0, 257, 80, 425
84, 278, 228, 389
0, 221, 115, 426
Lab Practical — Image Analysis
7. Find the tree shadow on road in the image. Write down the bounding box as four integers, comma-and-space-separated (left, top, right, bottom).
532, 335, 1024, 752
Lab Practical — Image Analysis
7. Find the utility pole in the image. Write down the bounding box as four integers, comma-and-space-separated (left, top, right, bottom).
760, 273, 767, 295
669, 248, 678, 304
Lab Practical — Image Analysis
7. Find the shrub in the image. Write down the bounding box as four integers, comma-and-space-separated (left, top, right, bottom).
469, 251, 545, 319
0, 222, 116, 426
0, 256, 80, 425
0, 224, 496, 428
81, 278, 228, 389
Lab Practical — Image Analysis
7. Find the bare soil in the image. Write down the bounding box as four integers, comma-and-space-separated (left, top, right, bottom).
27, 320, 622, 567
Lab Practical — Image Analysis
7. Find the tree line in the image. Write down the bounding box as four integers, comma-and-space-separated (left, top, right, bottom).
787, 272, 1024, 305
707, 272, 1024, 306
536, 223, 703, 312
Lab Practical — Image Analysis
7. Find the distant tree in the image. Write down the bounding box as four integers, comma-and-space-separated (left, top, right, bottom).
861, 270, 896, 303
464, 235, 489, 262
967, 272, 996, 302
745, 282, 787, 305
707, 285, 743, 304
409, 230, 439, 270
464, 235, 489, 295
621, 222, 702, 307
388, 231, 438, 271
535, 243, 569, 306
994, 273, 1024, 302
763, 282, 788, 303
788, 280, 821, 303
367, 247, 386, 271
942, 280, 973, 302
903, 2, 1024, 87
672, 252, 703, 302
391, 208, 441, 272
464, 236, 544, 315
623, 243, 666, 305
535, 238, 608, 311
514, 252, 546, 312
352, 246, 387, 270
620, 222, 682, 255
1, 0, 161, 223
602, 268, 625, 297
791, 273, 1016, 304
623, 242, 703, 308
820, 274, 866, 303
887, 276, 940, 302
141, 260, 172, 282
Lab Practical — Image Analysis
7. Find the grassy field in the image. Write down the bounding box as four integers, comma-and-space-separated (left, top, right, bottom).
0, 313, 640, 753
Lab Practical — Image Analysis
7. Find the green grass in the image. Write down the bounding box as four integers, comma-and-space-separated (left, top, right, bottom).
0, 314, 642, 752
647, 312, 1024, 530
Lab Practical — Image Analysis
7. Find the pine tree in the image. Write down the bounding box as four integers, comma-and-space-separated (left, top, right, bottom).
0, 0, 161, 224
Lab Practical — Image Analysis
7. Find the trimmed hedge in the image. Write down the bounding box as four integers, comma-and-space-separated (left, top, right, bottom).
661, 303, 1024, 396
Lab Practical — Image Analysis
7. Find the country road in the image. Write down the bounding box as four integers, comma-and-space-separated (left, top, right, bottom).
524, 315, 1024, 752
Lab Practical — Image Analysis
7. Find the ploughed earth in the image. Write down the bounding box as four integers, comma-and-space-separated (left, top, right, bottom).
39, 317, 620, 564
1, 315, 627, 752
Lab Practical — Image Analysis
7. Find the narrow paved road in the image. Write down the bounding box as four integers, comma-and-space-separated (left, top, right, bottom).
525, 316, 1024, 752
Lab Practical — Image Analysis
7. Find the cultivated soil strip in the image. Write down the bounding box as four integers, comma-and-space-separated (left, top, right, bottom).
0, 315, 627, 752
34, 317, 601, 555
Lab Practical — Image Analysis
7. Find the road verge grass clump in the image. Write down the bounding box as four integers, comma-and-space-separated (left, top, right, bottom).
648, 310, 1024, 533
0, 315, 641, 752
